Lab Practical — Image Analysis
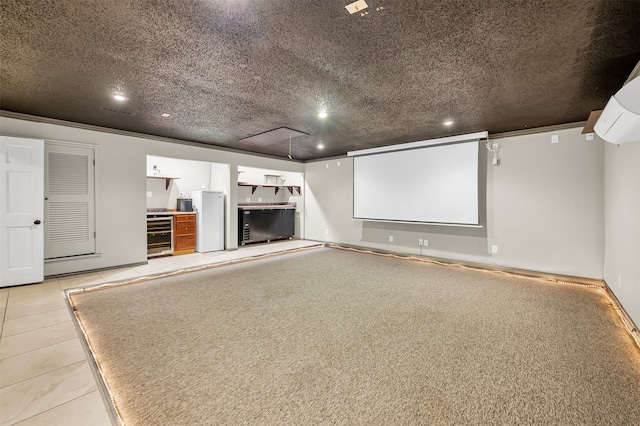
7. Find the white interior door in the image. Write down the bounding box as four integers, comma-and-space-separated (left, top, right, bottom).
0, 136, 44, 287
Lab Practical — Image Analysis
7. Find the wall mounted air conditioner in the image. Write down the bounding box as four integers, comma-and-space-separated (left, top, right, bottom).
594, 75, 640, 144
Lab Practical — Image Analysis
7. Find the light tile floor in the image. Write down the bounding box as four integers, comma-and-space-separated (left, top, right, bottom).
0, 240, 321, 425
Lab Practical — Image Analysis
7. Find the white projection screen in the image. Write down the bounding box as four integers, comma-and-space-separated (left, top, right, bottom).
352, 140, 480, 225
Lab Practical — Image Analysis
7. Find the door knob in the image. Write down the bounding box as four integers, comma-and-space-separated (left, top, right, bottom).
34, 220, 41, 225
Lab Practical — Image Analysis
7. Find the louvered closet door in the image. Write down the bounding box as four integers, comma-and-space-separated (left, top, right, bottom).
44, 143, 96, 259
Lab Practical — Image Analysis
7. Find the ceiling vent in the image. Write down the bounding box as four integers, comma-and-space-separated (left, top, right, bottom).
99, 106, 136, 117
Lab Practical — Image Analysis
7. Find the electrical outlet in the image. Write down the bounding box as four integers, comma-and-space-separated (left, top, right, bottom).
326, 163, 329, 169
491, 245, 498, 254
337, 160, 341, 167
389, 235, 393, 242
258, 197, 262, 202
146, 191, 152, 198
586, 133, 594, 141
245, 197, 251, 202
418, 239, 423, 246
424, 239, 428, 247
551, 134, 559, 144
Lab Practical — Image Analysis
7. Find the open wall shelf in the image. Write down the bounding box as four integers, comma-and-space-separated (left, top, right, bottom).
238, 182, 301, 195
147, 176, 180, 190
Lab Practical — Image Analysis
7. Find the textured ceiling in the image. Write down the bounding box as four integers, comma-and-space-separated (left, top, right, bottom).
1, 0, 639, 160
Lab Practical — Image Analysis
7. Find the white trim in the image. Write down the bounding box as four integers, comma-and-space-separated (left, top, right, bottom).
0, 110, 303, 163
347, 131, 488, 157
45, 253, 102, 263
352, 217, 484, 228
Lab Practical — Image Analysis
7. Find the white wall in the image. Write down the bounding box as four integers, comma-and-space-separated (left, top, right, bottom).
304, 127, 605, 279
604, 139, 640, 327
0, 116, 304, 276
237, 166, 303, 203
146, 155, 220, 210
210, 163, 230, 193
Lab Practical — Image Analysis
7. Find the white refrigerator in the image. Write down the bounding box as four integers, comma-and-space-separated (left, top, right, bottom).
191, 191, 225, 252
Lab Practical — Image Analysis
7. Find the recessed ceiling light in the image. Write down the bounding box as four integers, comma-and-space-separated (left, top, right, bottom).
318, 111, 328, 119
443, 120, 453, 126
317, 143, 325, 149
113, 94, 129, 101
161, 113, 171, 118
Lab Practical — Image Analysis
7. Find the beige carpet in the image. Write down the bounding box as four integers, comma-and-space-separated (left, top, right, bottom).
69, 247, 640, 425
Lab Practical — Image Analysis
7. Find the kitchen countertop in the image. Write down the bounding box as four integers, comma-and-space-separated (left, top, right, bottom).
146, 210, 195, 215
147, 202, 297, 215
237, 202, 296, 210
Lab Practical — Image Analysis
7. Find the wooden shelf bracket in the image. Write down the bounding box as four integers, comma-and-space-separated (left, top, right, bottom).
147, 176, 179, 190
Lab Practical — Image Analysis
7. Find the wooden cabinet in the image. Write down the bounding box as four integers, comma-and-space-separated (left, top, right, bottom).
173, 213, 196, 255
